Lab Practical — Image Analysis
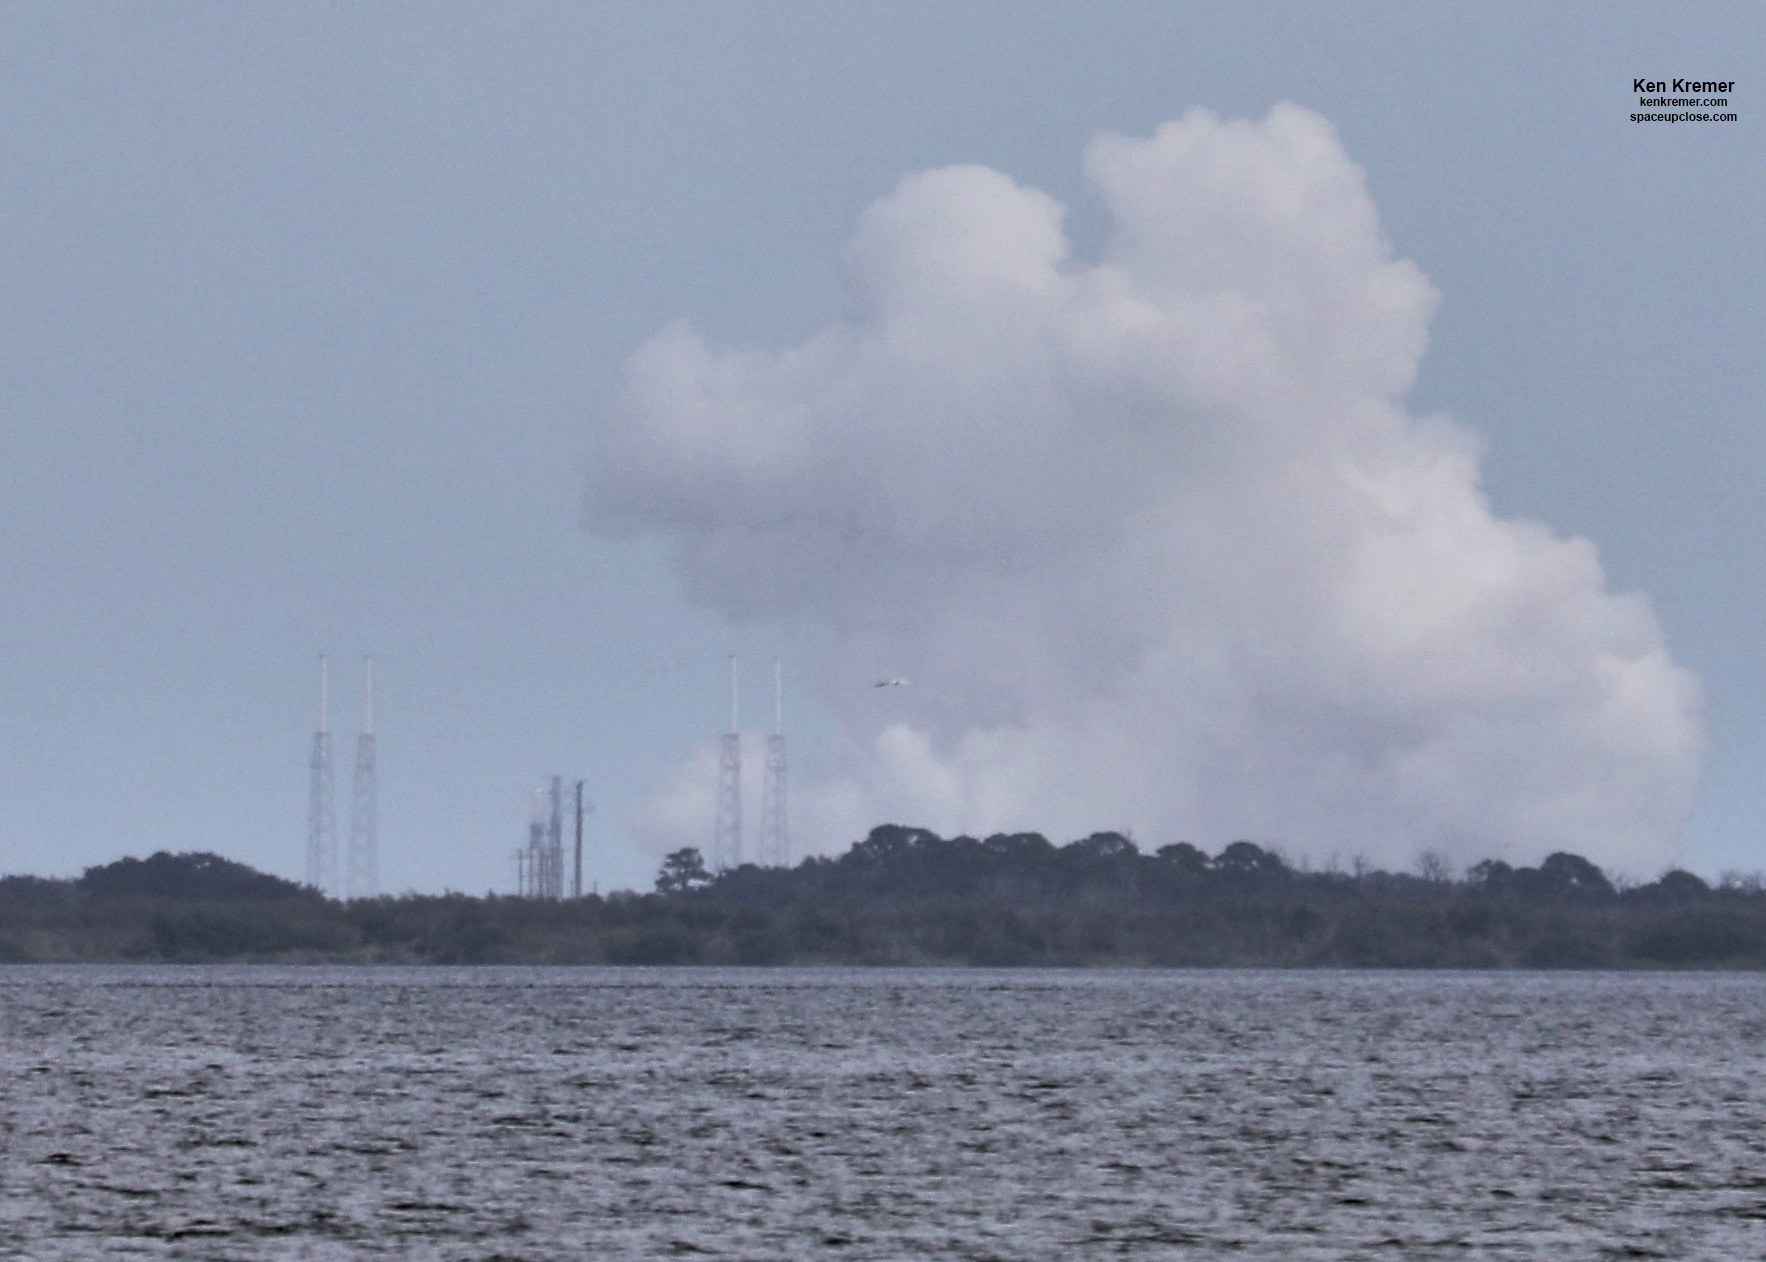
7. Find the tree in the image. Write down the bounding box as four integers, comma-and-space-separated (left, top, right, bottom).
655, 848, 713, 895
1538, 852, 1615, 901
1215, 840, 1286, 878
1656, 869, 1711, 899
846, 824, 940, 866
79, 852, 311, 901
1064, 832, 1139, 861
1155, 842, 1209, 875
1465, 859, 1513, 891
1416, 850, 1454, 884
981, 832, 1055, 863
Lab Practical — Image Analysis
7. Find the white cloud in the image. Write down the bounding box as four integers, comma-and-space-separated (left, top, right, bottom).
593, 104, 1702, 871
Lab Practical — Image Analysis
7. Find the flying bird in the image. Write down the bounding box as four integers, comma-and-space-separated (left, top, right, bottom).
874, 678, 909, 688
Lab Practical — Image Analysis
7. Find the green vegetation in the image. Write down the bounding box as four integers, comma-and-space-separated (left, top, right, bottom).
2, 836, 1764, 967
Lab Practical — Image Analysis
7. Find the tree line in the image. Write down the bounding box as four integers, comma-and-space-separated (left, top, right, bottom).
0, 835, 1759, 968
657, 826, 1720, 911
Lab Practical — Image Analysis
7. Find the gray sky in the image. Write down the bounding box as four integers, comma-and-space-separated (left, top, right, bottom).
1, 2, 1759, 893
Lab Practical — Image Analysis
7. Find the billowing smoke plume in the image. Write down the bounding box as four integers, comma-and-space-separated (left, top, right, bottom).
591, 105, 1702, 873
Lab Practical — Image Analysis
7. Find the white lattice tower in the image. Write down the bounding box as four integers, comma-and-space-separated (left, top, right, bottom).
759, 658, 788, 867
544, 775, 564, 899
346, 656, 379, 899
307, 654, 337, 896
713, 655, 742, 869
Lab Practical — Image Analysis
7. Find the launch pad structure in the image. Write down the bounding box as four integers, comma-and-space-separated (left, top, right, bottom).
517, 777, 566, 900
516, 775, 592, 899
308, 649, 790, 898
713, 655, 789, 871
305, 653, 379, 900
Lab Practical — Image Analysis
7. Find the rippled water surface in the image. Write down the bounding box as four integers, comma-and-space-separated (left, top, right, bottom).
3, 967, 1766, 1258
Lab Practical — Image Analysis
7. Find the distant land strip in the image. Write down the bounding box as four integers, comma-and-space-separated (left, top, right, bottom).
2, 831, 1762, 969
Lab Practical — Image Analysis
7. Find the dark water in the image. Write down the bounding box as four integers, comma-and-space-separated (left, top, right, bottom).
3, 967, 1765, 1259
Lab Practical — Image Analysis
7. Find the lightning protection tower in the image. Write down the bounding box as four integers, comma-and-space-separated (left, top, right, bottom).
306, 654, 337, 896
714, 655, 742, 870
759, 657, 788, 867
346, 656, 379, 899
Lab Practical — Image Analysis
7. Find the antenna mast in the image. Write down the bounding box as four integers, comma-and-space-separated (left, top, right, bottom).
306, 653, 337, 895
346, 655, 379, 899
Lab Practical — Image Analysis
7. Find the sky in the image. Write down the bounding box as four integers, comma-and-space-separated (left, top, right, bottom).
0, 3, 1760, 893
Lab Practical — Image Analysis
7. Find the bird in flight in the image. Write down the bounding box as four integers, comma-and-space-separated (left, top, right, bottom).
874, 678, 909, 688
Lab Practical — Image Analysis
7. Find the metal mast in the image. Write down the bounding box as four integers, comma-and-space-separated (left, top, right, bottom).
759, 657, 788, 867
346, 656, 379, 899
306, 654, 337, 896
713, 655, 742, 869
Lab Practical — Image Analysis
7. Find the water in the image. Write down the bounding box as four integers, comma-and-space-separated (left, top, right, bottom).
2, 967, 1764, 1258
